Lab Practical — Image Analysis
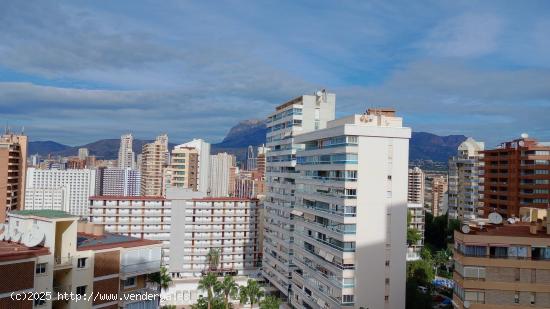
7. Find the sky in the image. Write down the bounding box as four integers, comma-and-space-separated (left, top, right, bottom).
1, 0, 549, 147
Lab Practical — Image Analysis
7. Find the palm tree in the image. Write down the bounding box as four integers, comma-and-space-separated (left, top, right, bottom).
198, 273, 218, 309
239, 279, 264, 308
215, 275, 239, 309
207, 248, 221, 272
259, 295, 281, 309
148, 266, 172, 305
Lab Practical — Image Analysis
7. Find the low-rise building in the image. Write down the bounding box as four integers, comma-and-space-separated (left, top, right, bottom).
453, 211, 550, 308
0, 210, 162, 309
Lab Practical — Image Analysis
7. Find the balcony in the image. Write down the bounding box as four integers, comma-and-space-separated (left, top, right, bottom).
121, 260, 161, 279
54, 256, 73, 269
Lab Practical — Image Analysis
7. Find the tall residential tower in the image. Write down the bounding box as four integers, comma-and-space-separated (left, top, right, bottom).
0, 132, 27, 221
118, 133, 136, 169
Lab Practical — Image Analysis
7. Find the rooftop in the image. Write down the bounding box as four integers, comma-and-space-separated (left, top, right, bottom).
90, 195, 166, 201
0, 241, 49, 262
10, 210, 76, 219
458, 222, 550, 239
77, 232, 160, 251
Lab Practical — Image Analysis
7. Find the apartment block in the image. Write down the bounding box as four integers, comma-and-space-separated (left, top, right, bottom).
25, 187, 69, 212
408, 167, 425, 204
263, 89, 336, 298
118, 134, 136, 169
140, 134, 169, 196
176, 139, 211, 195
290, 109, 410, 309
448, 138, 485, 221
208, 152, 236, 197
425, 174, 448, 217
407, 203, 425, 261
0, 209, 161, 309
78, 148, 89, 160
453, 211, 550, 308
89, 196, 172, 266
97, 168, 141, 196
169, 196, 261, 277
0, 132, 27, 222
26, 167, 97, 217
164, 147, 199, 192
482, 134, 550, 218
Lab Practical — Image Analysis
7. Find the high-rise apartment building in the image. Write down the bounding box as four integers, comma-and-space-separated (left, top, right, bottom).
0, 132, 27, 222
425, 174, 448, 217
176, 139, 211, 195
164, 146, 199, 193
140, 134, 169, 196
26, 167, 97, 216
289, 109, 410, 309
24, 187, 69, 212
407, 203, 425, 261
208, 152, 236, 197
169, 196, 261, 277
97, 168, 141, 196
448, 138, 485, 221
118, 133, 136, 169
0, 210, 162, 309
263, 89, 336, 298
408, 167, 425, 204
78, 147, 89, 160
453, 210, 550, 308
482, 134, 550, 218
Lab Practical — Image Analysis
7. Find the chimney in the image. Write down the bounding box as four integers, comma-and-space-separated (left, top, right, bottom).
530, 222, 538, 235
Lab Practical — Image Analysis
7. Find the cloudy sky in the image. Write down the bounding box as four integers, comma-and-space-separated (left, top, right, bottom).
1, 0, 549, 146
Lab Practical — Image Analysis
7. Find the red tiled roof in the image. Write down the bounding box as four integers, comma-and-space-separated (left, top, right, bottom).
0, 241, 50, 262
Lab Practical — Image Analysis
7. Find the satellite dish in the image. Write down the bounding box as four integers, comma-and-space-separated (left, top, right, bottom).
461, 225, 470, 234
316, 91, 323, 96
521, 133, 529, 139
464, 300, 471, 308
23, 224, 45, 247
488, 212, 503, 224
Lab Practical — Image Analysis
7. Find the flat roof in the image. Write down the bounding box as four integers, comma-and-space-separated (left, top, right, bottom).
191, 197, 258, 202
77, 232, 160, 251
90, 196, 166, 201
0, 241, 49, 262
11, 210, 76, 219
458, 222, 550, 239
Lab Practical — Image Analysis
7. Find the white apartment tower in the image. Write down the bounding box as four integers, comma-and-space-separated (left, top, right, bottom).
208, 152, 236, 197
176, 139, 211, 195
291, 109, 410, 309
448, 137, 484, 221
25, 167, 97, 216
141, 134, 169, 196
118, 133, 136, 169
263, 90, 336, 298
98, 168, 141, 196
408, 167, 425, 204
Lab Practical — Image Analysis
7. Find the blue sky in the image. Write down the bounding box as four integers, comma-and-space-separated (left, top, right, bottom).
1, 0, 549, 146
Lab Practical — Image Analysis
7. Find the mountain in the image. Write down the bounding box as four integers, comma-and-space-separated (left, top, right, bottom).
29, 139, 176, 160
410, 132, 467, 162
211, 119, 267, 161
28, 141, 71, 155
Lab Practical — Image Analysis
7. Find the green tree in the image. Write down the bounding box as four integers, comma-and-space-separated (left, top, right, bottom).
406, 278, 433, 309
239, 279, 264, 308
148, 266, 172, 306
407, 260, 434, 286
215, 275, 239, 309
407, 227, 422, 246
207, 248, 221, 271
260, 295, 281, 309
192, 296, 225, 309
198, 273, 219, 309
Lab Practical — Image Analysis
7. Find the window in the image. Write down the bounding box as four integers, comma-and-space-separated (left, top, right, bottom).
35, 263, 46, 274
530, 292, 536, 305
124, 277, 137, 288
77, 258, 87, 268
514, 292, 519, 304
385, 260, 390, 266
76, 285, 87, 296
343, 295, 354, 303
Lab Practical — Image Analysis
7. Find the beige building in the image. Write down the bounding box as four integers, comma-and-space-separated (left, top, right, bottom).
140, 134, 169, 196
425, 174, 448, 216
408, 167, 425, 205
164, 146, 199, 192
0, 209, 161, 309
0, 132, 27, 222
208, 152, 236, 197
453, 211, 550, 308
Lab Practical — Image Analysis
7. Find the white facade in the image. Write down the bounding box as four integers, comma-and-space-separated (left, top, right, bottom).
26, 168, 97, 217
407, 203, 425, 261
408, 167, 425, 205
78, 147, 89, 160
208, 152, 236, 197
291, 111, 411, 309
118, 133, 136, 169
263, 90, 336, 297
24, 187, 70, 212
448, 137, 485, 221
176, 139, 211, 195
99, 168, 141, 196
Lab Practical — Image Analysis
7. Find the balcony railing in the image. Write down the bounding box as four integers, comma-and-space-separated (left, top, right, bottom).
54, 256, 73, 269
